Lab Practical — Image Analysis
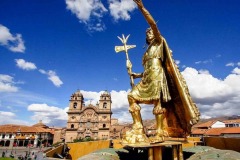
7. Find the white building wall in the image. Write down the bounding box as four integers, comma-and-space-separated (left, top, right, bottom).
212, 121, 225, 128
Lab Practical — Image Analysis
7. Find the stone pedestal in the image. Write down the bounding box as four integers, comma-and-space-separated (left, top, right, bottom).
124, 141, 183, 160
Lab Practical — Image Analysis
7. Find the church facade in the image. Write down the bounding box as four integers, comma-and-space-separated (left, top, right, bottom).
65, 90, 112, 142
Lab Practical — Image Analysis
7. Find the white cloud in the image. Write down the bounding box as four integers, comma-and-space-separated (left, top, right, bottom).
82, 90, 101, 99
0, 90, 60, 112
232, 67, 240, 75
182, 65, 186, 68
0, 111, 29, 125
0, 74, 19, 92
175, 60, 180, 65
200, 115, 211, 119
79, 90, 129, 110
199, 69, 210, 74
182, 67, 232, 100
0, 111, 15, 117
108, 0, 137, 21
27, 103, 68, 126
111, 90, 129, 109
15, 59, 37, 70
226, 62, 235, 67
182, 67, 240, 119
195, 59, 213, 65
195, 61, 201, 64
237, 62, 240, 66
39, 69, 63, 87
0, 24, 25, 53
66, 0, 107, 32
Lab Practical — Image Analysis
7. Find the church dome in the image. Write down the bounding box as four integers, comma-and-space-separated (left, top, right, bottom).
74, 90, 82, 96
32, 120, 49, 128
71, 90, 83, 98
102, 90, 110, 96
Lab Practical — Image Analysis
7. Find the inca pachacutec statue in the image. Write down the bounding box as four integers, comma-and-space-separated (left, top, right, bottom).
116, 0, 200, 145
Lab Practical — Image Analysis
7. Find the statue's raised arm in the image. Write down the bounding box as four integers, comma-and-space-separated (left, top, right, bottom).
133, 0, 161, 43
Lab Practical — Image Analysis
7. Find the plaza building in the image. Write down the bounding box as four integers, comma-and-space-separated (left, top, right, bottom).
191, 119, 240, 138
65, 90, 114, 142
0, 121, 54, 148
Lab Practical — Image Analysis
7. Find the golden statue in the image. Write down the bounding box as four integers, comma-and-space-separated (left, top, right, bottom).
115, 0, 200, 145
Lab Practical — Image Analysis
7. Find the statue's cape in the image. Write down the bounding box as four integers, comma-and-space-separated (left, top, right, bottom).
162, 38, 200, 135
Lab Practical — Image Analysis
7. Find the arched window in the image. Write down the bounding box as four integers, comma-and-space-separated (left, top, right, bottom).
73, 102, 77, 109
103, 102, 107, 109
71, 124, 74, 129
103, 124, 106, 128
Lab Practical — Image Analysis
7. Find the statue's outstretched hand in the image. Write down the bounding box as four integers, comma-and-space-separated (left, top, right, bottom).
133, 0, 144, 8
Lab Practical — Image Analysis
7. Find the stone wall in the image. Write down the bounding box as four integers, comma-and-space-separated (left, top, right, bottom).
67, 140, 110, 160
204, 137, 240, 152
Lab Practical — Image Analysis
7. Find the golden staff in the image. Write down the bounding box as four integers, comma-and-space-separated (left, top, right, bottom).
115, 34, 136, 88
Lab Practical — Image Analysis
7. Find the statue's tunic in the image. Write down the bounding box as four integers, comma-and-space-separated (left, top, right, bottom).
129, 39, 171, 103
128, 37, 200, 134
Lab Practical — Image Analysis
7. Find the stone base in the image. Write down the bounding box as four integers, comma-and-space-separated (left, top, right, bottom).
123, 141, 183, 160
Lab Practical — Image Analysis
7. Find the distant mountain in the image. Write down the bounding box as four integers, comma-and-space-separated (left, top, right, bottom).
142, 115, 240, 126
199, 115, 240, 123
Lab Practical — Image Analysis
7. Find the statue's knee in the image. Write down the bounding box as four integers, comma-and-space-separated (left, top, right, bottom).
129, 103, 141, 113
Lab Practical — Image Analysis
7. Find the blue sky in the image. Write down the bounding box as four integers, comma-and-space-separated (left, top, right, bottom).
0, 0, 240, 127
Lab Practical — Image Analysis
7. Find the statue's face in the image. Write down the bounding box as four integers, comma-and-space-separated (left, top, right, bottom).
146, 29, 154, 43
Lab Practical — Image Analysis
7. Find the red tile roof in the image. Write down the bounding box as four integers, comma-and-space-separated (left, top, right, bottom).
221, 127, 240, 134
0, 124, 53, 133
193, 120, 218, 128
203, 127, 240, 136
204, 128, 225, 136
191, 128, 208, 134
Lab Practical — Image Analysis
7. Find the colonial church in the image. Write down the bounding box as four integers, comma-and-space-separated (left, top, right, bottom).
65, 90, 113, 142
